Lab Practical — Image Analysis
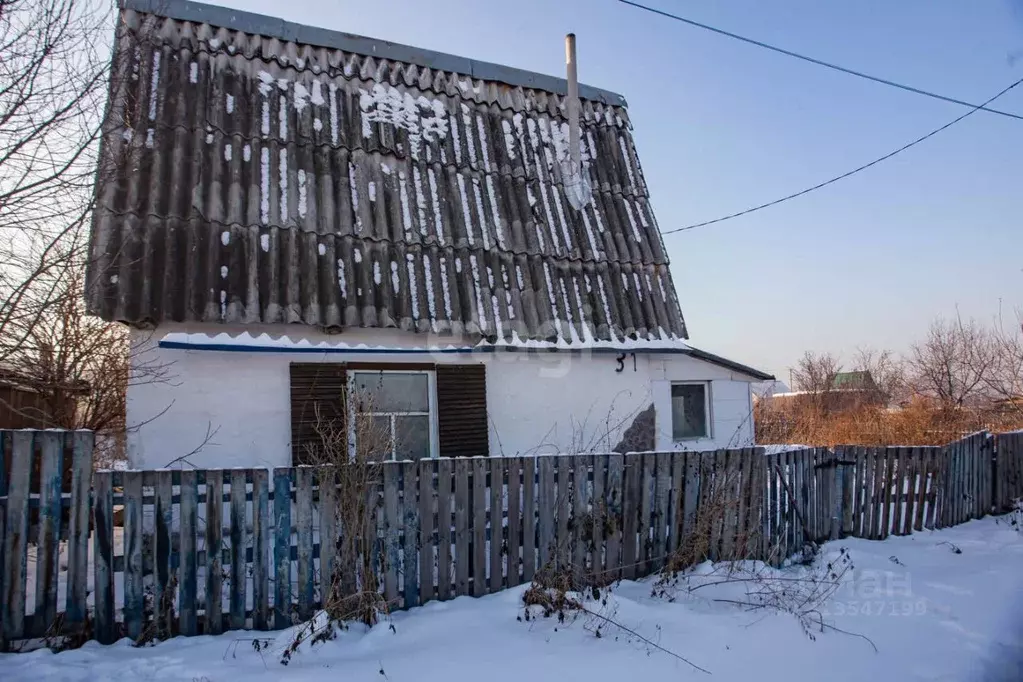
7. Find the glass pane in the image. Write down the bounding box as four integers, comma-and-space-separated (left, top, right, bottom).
353, 372, 429, 412
355, 414, 393, 461
671, 384, 707, 440
394, 415, 431, 460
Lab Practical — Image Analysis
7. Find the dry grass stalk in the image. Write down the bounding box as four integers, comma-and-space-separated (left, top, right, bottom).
520, 554, 710, 675
756, 396, 1023, 447
277, 390, 401, 663
657, 459, 759, 590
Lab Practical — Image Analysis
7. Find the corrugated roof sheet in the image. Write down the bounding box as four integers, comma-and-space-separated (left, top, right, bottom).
86, 0, 689, 343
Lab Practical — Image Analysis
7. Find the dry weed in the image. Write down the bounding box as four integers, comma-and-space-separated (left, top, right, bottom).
276, 392, 395, 664
756, 397, 1021, 447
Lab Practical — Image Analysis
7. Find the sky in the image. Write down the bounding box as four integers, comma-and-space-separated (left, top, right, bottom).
214, 0, 1023, 380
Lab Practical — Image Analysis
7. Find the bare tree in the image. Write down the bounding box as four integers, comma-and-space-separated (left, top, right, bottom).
986, 309, 1023, 420
0, 266, 172, 461
907, 316, 995, 410
852, 346, 907, 406
0, 0, 114, 364
0, 1, 179, 464
790, 351, 842, 394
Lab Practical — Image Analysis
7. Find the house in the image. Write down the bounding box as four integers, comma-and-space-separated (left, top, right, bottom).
830, 371, 877, 393
0, 366, 89, 430
85, 0, 772, 469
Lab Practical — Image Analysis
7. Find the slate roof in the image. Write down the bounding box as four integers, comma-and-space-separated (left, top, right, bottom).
85, 0, 689, 344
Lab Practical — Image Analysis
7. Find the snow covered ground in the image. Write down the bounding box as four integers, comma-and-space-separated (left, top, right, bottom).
3, 516, 1022, 682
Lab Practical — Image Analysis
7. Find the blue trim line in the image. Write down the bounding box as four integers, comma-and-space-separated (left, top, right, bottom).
157, 340, 692, 355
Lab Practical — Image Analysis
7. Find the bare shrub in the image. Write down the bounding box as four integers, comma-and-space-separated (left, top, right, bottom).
275, 390, 400, 664
657, 535, 856, 644
791, 351, 842, 395
520, 555, 710, 674
521, 560, 602, 622
715, 548, 855, 642
655, 456, 760, 593
999, 499, 1023, 535
755, 394, 1008, 447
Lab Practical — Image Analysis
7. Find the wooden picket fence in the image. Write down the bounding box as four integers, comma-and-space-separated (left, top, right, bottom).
1, 429, 1022, 648
994, 431, 1023, 512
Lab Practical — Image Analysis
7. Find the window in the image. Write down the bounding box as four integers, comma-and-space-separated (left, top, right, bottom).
351, 370, 438, 461
671, 382, 709, 441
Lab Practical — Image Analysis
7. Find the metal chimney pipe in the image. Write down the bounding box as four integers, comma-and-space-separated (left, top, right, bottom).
565, 33, 580, 177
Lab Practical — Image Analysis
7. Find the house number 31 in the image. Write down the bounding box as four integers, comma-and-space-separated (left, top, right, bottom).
615, 352, 637, 373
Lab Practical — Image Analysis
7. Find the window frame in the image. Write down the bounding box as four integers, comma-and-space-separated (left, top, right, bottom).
670, 381, 712, 442
348, 368, 439, 461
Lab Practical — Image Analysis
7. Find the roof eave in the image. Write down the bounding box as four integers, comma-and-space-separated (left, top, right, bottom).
682, 346, 774, 381
119, 0, 628, 106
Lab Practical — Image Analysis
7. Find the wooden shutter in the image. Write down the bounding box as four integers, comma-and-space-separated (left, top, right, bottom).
289, 363, 347, 465
436, 364, 489, 457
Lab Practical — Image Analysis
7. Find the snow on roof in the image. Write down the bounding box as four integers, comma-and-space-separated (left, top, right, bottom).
156, 330, 691, 353
86, 0, 689, 347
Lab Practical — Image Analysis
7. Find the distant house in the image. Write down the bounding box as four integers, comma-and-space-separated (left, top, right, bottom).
0, 368, 56, 430
831, 371, 877, 393
85, 0, 771, 469
0, 367, 88, 430
991, 395, 1023, 415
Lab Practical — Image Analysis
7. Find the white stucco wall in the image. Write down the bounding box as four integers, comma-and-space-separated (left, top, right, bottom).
650, 355, 756, 450
126, 324, 757, 469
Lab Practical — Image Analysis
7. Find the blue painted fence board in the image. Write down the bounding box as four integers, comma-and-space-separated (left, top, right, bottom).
318, 468, 337, 611
471, 458, 486, 598
123, 471, 144, 641
420, 459, 436, 603
402, 460, 419, 608
252, 468, 270, 630
229, 470, 247, 630
92, 470, 115, 644
65, 432, 93, 627
521, 456, 536, 583
296, 467, 314, 621
153, 470, 173, 638
35, 432, 63, 631
2, 431, 33, 641
382, 465, 399, 603
205, 470, 224, 635
436, 458, 453, 600
273, 469, 292, 629
0, 431, 6, 632
179, 470, 199, 636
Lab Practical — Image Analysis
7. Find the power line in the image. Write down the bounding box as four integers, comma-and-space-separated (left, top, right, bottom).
661, 76, 1023, 234
619, 0, 1023, 122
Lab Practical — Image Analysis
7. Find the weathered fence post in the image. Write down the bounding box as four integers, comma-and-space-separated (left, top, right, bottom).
65, 432, 94, 631
93, 470, 116, 643
2, 431, 33, 643
840, 447, 856, 537
822, 449, 838, 539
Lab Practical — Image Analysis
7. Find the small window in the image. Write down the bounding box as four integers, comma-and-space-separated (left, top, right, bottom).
671, 383, 709, 441
351, 370, 437, 461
